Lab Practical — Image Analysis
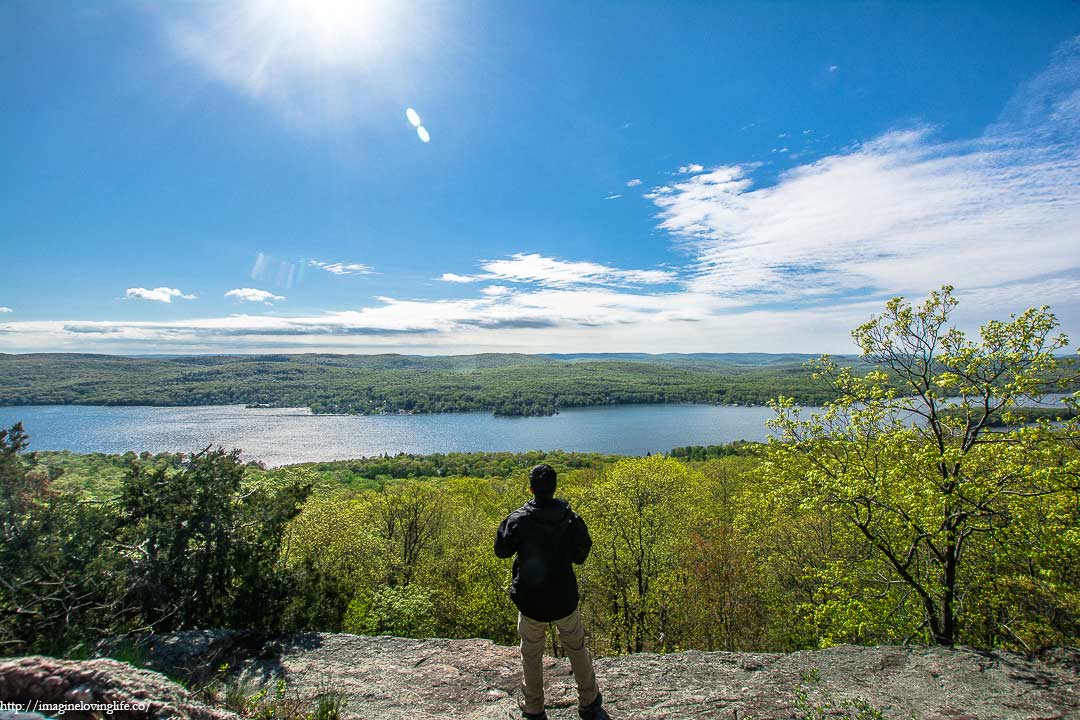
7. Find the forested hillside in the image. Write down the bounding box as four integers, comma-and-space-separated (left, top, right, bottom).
0, 352, 845, 416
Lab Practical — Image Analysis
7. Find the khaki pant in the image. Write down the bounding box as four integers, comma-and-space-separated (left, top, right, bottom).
517, 608, 599, 715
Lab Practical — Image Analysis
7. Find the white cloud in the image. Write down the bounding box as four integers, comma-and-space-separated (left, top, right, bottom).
3, 280, 1075, 355
309, 260, 375, 276
653, 131, 1080, 304
642, 185, 674, 199
677, 163, 705, 175
0, 287, 817, 354
125, 287, 197, 303
416, 126, 431, 143
0, 307, 11, 313
481, 285, 512, 296
226, 288, 285, 304
440, 253, 678, 288
829, 65, 839, 72
626, 178, 643, 187
440, 273, 476, 283
604, 193, 622, 200
650, 38, 1080, 311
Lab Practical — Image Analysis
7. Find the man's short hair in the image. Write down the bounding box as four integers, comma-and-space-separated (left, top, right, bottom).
529, 464, 557, 497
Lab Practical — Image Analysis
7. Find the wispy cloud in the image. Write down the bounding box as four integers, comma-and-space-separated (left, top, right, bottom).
604, 193, 622, 200
626, 178, 643, 187
125, 287, 197, 303
309, 260, 375, 276
0, 287, 744, 354
226, 288, 285, 304
677, 163, 705, 175
650, 38, 1080, 310
0, 307, 11, 313
439, 253, 678, 288
0, 284, 891, 356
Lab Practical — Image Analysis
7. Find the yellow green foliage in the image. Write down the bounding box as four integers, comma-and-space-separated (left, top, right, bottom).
764, 286, 1080, 647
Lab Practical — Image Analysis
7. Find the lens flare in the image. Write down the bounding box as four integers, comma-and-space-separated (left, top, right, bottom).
406, 107, 422, 127
417, 126, 431, 143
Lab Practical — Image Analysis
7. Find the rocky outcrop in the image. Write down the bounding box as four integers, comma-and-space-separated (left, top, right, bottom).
0, 656, 236, 720
3, 633, 1078, 719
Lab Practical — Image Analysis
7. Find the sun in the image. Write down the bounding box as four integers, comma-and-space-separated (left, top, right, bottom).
272, 0, 406, 70
165, 0, 436, 122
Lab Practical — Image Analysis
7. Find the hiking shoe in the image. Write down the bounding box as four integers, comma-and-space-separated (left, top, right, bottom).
579, 692, 610, 720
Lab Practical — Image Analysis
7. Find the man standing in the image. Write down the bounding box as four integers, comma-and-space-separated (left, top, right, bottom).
495, 464, 610, 720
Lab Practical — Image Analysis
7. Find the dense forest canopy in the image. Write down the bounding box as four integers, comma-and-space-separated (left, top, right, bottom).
4, 426, 1077, 657
0, 352, 850, 416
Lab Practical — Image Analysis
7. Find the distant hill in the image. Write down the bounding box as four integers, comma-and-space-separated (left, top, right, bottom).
121, 351, 840, 366
540, 352, 843, 365
0, 352, 843, 416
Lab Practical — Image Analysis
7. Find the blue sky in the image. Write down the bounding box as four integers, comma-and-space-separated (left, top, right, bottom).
2, 1, 1079, 354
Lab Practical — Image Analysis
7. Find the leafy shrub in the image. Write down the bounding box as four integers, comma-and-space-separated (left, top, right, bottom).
344, 585, 437, 638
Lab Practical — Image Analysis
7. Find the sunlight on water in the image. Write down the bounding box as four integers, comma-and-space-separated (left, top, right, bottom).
0, 404, 790, 467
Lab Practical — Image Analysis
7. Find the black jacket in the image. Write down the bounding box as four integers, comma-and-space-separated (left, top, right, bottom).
494, 497, 592, 622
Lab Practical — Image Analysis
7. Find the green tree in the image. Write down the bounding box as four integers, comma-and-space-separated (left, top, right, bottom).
278, 488, 387, 632
767, 286, 1077, 646
574, 455, 702, 653
374, 481, 446, 586
0, 423, 129, 653
665, 456, 773, 651
426, 475, 519, 642
117, 447, 311, 631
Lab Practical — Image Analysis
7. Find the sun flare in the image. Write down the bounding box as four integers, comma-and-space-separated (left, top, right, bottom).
270, 0, 404, 69
165, 0, 435, 122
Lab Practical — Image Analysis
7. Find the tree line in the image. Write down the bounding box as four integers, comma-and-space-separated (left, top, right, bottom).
0, 353, 848, 416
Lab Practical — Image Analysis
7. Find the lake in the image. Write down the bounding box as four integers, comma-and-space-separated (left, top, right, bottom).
0, 403, 789, 466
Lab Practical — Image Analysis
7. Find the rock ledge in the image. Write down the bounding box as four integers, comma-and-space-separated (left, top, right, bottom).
2, 633, 1078, 719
